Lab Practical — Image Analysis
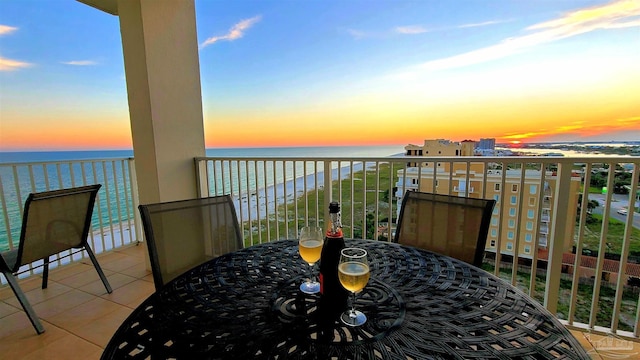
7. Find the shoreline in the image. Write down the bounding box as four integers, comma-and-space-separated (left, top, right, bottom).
235, 163, 365, 219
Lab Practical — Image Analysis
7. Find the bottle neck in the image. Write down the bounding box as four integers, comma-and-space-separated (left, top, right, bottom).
327, 211, 343, 238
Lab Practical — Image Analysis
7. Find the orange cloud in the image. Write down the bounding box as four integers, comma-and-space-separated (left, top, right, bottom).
499, 116, 640, 142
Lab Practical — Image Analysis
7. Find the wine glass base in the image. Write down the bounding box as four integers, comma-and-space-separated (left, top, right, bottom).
299, 281, 320, 294
341, 310, 367, 326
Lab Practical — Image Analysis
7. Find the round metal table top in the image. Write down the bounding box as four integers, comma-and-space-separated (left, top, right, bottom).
102, 239, 589, 359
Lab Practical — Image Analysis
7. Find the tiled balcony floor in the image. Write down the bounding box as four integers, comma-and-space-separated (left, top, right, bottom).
1, 244, 639, 360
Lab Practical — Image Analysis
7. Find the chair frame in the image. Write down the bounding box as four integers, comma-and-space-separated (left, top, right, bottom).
139, 195, 243, 290
394, 191, 496, 267
0, 184, 112, 334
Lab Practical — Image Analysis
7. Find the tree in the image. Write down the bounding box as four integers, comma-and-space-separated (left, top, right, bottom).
577, 197, 600, 224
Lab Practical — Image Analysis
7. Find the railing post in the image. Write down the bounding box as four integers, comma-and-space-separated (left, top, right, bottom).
324, 161, 332, 224
544, 161, 572, 314
194, 158, 209, 198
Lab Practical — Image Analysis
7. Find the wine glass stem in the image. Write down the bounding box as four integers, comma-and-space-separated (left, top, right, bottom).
350, 292, 357, 317
309, 263, 315, 283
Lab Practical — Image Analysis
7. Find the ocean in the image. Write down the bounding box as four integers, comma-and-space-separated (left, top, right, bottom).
0, 145, 405, 164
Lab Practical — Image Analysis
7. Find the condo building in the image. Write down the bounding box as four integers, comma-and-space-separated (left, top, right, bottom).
396, 140, 581, 258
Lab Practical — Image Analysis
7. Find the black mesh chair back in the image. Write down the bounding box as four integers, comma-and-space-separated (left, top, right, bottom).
139, 195, 243, 290
0, 184, 112, 334
394, 191, 496, 267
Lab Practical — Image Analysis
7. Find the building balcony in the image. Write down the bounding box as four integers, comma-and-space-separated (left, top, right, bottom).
1, 154, 639, 358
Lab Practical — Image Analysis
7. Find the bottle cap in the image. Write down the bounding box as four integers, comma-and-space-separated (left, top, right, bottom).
329, 201, 340, 213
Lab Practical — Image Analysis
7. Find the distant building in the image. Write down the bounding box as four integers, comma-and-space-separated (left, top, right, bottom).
398, 142, 581, 258
404, 139, 476, 167
476, 138, 496, 155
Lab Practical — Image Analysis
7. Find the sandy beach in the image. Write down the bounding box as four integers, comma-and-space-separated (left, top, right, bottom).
235, 163, 365, 220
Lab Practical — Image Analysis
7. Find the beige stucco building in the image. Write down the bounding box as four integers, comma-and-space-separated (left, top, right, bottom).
396, 148, 582, 259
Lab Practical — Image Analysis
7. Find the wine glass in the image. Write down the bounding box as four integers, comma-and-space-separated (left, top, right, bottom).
338, 247, 370, 326
298, 226, 324, 294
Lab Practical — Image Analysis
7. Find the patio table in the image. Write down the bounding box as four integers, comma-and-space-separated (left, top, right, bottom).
102, 239, 589, 359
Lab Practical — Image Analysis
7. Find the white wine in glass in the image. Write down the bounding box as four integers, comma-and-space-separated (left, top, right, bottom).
298, 226, 324, 294
338, 248, 370, 326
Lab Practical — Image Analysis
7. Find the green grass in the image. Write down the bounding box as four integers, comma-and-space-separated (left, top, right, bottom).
581, 214, 640, 255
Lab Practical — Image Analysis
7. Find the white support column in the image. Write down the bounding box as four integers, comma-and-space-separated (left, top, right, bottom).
544, 162, 572, 313
117, 0, 206, 205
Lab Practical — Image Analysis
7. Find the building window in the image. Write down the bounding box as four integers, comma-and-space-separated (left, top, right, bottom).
512, 184, 518, 192
524, 245, 531, 254
526, 221, 533, 231
508, 219, 515, 228
491, 218, 498, 226
529, 196, 536, 206
510, 195, 517, 205
509, 208, 516, 217
527, 209, 535, 219
491, 229, 497, 237
494, 183, 500, 191
508, 231, 514, 240
493, 207, 499, 215
506, 242, 513, 251
525, 233, 532, 242
529, 184, 537, 194
493, 194, 500, 202
490, 240, 496, 247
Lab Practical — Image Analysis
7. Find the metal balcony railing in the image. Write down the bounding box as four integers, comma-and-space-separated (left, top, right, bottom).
0, 157, 141, 279
1, 154, 639, 340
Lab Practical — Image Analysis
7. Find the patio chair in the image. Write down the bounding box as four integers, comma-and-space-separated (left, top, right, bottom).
139, 195, 243, 290
0, 184, 112, 335
394, 191, 496, 267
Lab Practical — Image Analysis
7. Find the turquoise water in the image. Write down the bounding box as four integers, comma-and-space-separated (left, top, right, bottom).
0, 146, 404, 251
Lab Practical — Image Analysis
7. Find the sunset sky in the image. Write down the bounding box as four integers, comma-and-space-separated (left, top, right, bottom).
1, 0, 639, 151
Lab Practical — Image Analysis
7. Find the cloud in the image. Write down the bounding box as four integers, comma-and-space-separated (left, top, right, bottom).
0, 25, 32, 71
457, 20, 511, 29
395, 25, 428, 34
0, 56, 32, 71
200, 15, 262, 48
347, 28, 368, 39
501, 116, 640, 141
61, 60, 98, 66
0, 24, 18, 36
407, 0, 640, 73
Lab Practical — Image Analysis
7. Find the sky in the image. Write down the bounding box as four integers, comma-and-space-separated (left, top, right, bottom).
1, 0, 639, 151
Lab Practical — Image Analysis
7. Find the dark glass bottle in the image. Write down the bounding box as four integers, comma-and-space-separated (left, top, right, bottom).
317, 201, 348, 329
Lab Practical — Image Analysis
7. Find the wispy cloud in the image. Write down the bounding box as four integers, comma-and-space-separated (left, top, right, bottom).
0, 24, 18, 35
0, 24, 32, 71
200, 15, 262, 48
347, 28, 368, 39
61, 60, 98, 66
501, 116, 640, 140
457, 20, 511, 29
395, 25, 428, 34
406, 0, 640, 73
0, 56, 32, 71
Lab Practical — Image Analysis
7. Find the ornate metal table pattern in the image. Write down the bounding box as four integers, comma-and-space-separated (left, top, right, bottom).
102, 240, 589, 359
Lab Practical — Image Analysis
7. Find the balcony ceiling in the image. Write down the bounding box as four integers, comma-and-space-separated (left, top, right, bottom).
77, 0, 118, 15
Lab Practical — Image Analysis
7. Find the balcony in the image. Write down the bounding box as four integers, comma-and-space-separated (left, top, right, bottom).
1, 154, 639, 358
